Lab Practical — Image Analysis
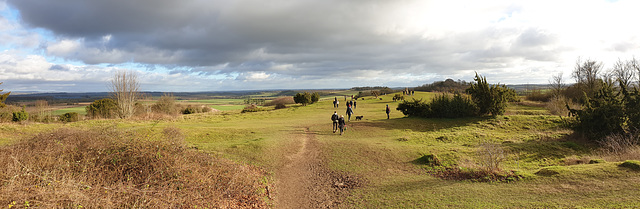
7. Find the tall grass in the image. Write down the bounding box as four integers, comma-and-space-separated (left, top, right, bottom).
0, 127, 268, 208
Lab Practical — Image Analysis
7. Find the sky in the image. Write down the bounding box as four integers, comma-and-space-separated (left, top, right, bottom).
1, 0, 639, 92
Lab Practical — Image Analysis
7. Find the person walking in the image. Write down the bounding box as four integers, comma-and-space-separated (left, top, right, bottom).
338, 115, 346, 135
331, 111, 339, 133
385, 104, 390, 119
346, 105, 354, 121
353, 100, 357, 109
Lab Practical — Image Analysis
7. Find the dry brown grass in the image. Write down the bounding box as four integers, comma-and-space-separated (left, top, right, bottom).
0, 127, 269, 208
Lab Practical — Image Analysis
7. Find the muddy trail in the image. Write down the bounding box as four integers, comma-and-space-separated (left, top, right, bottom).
274, 128, 363, 209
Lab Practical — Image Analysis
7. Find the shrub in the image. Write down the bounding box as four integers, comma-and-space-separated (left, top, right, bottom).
396, 98, 430, 117
568, 82, 626, 138
152, 94, 179, 115
547, 95, 578, 116
0, 82, 9, 108
392, 94, 404, 101
0, 105, 20, 122
59, 112, 80, 123
477, 142, 505, 172
0, 128, 268, 208
396, 93, 477, 118
526, 90, 552, 102
619, 160, 640, 171
182, 106, 198, 114
589, 159, 606, 164
12, 108, 28, 122
241, 104, 267, 113
465, 73, 511, 116
428, 93, 477, 118
86, 98, 118, 119
293, 92, 319, 106
275, 103, 287, 109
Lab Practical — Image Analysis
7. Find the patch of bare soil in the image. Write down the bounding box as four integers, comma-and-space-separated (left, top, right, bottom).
274, 128, 363, 208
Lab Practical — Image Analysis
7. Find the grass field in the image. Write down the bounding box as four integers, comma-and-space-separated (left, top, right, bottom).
51, 106, 87, 115
1, 91, 639, 207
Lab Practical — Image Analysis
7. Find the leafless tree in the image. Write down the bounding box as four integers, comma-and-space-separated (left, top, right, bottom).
35, 100, 50, 121
611, 58, 636, 88
572, 57, 603, 96
110, 70, 140, 119
549, 72, 565, 97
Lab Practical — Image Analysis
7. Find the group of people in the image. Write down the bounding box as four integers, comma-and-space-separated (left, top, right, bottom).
331, 101, 391, 135
333, 97, 356, 109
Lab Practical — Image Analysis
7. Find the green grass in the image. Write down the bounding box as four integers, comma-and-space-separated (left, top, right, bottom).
209, 105, 246, 111
185, 99, 245, 105
52, 106, 87, 115
1, 89, 639, 207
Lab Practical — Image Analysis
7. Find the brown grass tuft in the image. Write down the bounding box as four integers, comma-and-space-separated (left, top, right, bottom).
0, 128, 269, 208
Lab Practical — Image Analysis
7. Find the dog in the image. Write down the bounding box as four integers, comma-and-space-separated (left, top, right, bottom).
355, 116, 364, 121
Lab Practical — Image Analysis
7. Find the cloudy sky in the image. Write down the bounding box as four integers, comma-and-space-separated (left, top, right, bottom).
1, 0, 639, 92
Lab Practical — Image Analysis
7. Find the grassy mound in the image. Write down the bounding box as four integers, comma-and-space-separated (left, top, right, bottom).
0, 127, 268, 208
619, 160, 640, 171
535, 166, 567, 176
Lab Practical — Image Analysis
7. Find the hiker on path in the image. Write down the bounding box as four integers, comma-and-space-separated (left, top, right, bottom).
331, 111, 339, 133
338, 115, 346, 135
346, 105, 354, 121
353, 101, 357, 109
385, 104, 390, 119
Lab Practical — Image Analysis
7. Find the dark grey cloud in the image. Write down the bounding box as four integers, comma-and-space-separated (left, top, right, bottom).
6, 0, 590, 91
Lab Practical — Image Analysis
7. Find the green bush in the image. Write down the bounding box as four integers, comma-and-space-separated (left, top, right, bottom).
293, 92, 319, 106
12, 109, 28, 122
182, 106, 198, 114
396, 98, 430, 117
59, 112, 80, 122
429, 93, 477, 118
241, 104, 268, 113
396, 93, 477, 118
619, 160, 640, 171
568, 82, 626, 138
86, 98, 118, 119
465, 73, 511, 116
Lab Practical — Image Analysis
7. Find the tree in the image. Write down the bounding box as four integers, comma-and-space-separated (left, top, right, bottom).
465, 73, 510, 116
0, 82, 10, 108
549, 73, 565, 97
311, 92, 320, 103
572, 58, 603, 98
293, 92, 312, 106
86, 98, 118, 119
110, 70, 140, 119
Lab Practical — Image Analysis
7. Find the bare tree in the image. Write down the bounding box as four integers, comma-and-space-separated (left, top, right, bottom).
35, 100, 51, 121
572, 57, 603, 96
549, 73, 565, 97
110, 70, 140, 119
611, 58, 636, 88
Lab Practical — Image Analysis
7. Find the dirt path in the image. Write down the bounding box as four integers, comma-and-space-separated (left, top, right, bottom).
274, 128, 362, 208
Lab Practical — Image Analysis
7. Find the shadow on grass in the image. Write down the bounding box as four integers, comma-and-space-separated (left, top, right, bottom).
503, 133, 597, 165
354, 116, 489, 132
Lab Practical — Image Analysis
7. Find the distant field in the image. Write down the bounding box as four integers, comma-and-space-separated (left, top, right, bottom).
52, 106, 87, 115
185, 99, 245, 105
209, 105, 246, 111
